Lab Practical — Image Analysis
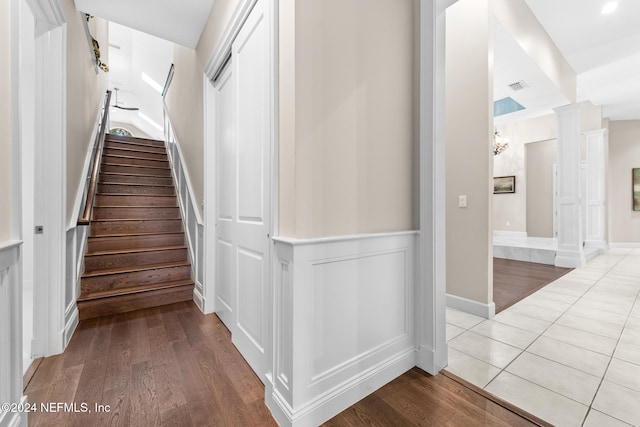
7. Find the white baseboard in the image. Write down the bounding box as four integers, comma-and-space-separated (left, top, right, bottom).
193, 281, 204, 312
267, 349, 415, 427
555, 250, 586, 268
416, 343, 448, 375
608, 243, 640, 249
63, 303, 79, 348
446, 293, 495, 319
493, 230, 527, 238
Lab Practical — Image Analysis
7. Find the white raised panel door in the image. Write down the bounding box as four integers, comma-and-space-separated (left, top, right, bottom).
231, 0, 271, 379
214, 63, 236, 330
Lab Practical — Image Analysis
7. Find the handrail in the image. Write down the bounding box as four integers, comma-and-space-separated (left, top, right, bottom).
78, 90, 112, 225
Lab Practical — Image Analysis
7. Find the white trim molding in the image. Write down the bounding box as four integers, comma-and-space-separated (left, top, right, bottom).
0, 241, 26, 427
609, 243, 640, 249
24, 0, 64, 36
446, 293, 495, 319
203, 0, 258, 80
267, 232, 417, 426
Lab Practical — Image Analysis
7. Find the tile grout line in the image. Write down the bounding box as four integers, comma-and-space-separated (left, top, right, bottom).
477, 251, 631, 421
580, 281, 640, 427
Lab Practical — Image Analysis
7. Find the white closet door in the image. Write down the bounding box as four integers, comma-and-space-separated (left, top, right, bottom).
214, 0, 271, 379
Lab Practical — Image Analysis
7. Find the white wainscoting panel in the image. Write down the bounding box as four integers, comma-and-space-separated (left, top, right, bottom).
163, 112, 205, 311
0, 241, 27, 427
268, 232, 417, 426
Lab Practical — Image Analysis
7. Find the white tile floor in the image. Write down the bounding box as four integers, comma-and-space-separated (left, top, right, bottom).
446, 248, 640, 427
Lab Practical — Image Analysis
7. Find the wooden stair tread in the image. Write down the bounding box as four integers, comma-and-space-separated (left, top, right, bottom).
105, 134, 164, 145
98, 182, 174, 188
90, 218, 181, 223
78, 279, 194, 301
96, 193, 177, 197
104, 153, 169, 162
104, 146, 168, 156
102, 162, 169, 171
88, 231, 184, 239
82, 260, 191, 278
101, 171, 171, 178
85, 245, 187, 257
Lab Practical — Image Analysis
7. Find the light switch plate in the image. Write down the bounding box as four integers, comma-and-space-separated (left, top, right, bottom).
458, 195, 467, 208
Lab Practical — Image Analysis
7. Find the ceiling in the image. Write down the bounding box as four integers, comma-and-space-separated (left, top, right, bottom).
74, 0, 215, 48
79, 0, 640, 135
496, 0, 640, 123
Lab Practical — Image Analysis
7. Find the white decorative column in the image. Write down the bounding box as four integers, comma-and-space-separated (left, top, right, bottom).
554, 104, 585, 268
584, 129, 608, 250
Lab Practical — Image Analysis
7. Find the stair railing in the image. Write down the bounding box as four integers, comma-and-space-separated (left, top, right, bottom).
78, 90, 112, 226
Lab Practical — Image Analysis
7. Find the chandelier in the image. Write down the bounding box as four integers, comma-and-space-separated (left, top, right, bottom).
493, 129, 509, 156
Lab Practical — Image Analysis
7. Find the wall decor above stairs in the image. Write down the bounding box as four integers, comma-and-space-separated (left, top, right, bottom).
77, 133, 194, 320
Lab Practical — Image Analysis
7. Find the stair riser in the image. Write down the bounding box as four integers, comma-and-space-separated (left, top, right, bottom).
98, 183, 175, 196
92, 207, 180, 220
100, 173, 173, 186
105, 140, 166, 154
103, 155, 169, 168
104, 147, 168, 161
90, 220, 183, 236
84, 248, 189, 272
106, 134, 165, 147
101, 164, 171, 177
77, 285, 193, 320
95, 195, 178, 207
82, 265, 192, 293
87, 234, 185, 252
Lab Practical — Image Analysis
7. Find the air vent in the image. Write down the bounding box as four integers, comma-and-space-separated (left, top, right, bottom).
507, 80, 529, 91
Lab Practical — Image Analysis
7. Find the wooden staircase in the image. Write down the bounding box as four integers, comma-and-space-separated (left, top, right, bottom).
77, 133, 194, 320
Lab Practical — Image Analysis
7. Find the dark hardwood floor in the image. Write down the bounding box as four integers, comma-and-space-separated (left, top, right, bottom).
493, 258, 572, 313
26, 301, 544, 427
25, 301, 276, 427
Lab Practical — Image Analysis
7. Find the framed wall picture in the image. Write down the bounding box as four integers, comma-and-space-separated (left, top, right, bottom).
634, 168, 640, 211
494, 175, 516, 194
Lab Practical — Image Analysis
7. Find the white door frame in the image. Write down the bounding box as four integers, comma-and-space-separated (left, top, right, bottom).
27, 1, 67, 358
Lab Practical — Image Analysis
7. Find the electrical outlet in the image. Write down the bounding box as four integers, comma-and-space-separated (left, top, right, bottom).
458, 195, 467, 208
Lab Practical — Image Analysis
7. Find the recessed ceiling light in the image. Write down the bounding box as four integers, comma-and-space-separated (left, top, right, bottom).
601, 1, 618, 14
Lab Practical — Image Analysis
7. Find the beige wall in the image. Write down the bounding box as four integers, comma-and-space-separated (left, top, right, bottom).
526, 139, 557, 237
63, 0, 109, 224
164, 45, 204, 216
608, 120, 640, 243
163, 0, 240, 219
0, 0, 11, 240
279, 0, 417, 238
446, 0, 493, 303
196, 0, 240, 69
